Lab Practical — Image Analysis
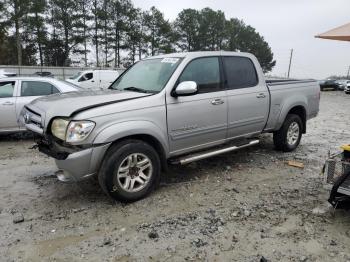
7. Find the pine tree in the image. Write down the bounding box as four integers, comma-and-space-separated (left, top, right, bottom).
4, 0, 29, 65
26, 0, 47, 66
143, 6, 173, 56
76, 0, 92, 66
174, 9, 200, 51
49, 0, 84, 66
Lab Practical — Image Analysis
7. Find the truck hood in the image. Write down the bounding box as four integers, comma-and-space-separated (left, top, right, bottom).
26, 89, 151, 125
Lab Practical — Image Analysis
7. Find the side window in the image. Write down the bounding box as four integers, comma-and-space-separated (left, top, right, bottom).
79, 72, 93, 82
0, 81, 15, 98
223, 56, 258, 89
21, 81, 58, 96
178, 57, 221, 93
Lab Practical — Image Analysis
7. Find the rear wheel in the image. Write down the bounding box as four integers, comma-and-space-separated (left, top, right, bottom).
98, 140, 160, 202
273, 114, 303, 152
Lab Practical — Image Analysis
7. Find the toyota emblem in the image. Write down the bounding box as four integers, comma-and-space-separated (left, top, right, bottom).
24, 113, 30, 124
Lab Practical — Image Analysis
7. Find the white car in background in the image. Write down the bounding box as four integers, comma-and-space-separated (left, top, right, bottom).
0, 69, 16, 78
345, 81, 350, 94
0, 77, 80, 133
66, 70, 120, 89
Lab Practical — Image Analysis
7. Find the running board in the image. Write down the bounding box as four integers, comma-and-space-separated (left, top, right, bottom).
170, 139, 260, 165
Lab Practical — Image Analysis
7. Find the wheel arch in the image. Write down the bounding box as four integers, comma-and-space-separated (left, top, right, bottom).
287, 105, 307, 133
277, 103, 307, 134
109, 134, 168, 172
94, 121, 169, 172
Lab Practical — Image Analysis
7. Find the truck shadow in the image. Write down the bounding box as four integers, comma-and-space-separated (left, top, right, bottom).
164, 134, 275, 185
29, 138, 274, 208
30, 134, 283, 204
0, 131, 35, 141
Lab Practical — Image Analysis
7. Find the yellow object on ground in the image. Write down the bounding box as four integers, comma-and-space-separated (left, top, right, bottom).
287, 160, 304, 169
341, 144, 350, 152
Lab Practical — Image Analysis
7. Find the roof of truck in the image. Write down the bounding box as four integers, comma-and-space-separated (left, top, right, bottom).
147, 51, 254, 60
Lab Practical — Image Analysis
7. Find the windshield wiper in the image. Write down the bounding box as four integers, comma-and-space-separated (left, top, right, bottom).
123, 86, 154, 93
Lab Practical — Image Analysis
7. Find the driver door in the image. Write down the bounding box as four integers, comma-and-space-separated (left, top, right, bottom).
166, 56, 227, 156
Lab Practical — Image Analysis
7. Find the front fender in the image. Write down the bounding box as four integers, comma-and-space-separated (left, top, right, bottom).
93, 120, 169, 157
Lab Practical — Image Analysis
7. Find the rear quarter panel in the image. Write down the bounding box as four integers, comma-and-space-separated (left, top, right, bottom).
265, 81, 320, 131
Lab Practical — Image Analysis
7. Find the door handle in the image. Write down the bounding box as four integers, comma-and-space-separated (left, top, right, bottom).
211, 99, 224, 105
2, 101, 14, 106
256, 93, 266, 98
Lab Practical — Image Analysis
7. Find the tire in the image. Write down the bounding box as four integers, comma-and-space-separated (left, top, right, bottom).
98, 139, 161, 202
273, 114, 303, 152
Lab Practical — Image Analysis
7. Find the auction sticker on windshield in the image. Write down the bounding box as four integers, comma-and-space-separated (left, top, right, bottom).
161, 58, 179, 64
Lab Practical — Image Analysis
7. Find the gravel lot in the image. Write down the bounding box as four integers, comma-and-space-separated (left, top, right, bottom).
1, 92, 350, 261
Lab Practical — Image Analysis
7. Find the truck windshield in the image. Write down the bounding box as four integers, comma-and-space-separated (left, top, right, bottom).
110, 58, 182, 93
69, 71, 83, 80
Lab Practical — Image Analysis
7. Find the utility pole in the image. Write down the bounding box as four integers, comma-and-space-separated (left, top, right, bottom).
347, 65, 350, 79
287, 49, 293, 78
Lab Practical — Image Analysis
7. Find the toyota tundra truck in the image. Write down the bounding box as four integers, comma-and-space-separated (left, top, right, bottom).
21, 51, 320, 202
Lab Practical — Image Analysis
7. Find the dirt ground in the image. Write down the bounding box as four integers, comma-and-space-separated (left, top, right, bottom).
0, 91, 350, 262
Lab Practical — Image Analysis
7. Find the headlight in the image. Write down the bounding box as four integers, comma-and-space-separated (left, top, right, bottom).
66, 121, 95, 143
51, 118, 69, 140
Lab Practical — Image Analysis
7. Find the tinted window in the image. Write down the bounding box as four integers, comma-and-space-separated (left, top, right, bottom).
79, 72, 93, 82
223, 56, 258, 89
0, 81, 15, 98
179, 57, 221, 93
21, 81, 59, 96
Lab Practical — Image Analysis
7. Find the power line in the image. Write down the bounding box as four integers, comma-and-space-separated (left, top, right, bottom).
287, 49, 293, 78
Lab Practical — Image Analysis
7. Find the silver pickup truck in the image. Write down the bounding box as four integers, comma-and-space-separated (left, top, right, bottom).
21, 51, 320, 202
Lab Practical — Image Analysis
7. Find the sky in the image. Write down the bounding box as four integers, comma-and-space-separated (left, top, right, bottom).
133, 0, 350, 79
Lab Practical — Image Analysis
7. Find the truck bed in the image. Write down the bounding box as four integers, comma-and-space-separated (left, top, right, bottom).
266, 79, 316, 85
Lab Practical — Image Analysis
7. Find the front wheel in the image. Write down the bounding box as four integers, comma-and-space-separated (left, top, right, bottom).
98, 140, 161, 202
273, 114, 303, 152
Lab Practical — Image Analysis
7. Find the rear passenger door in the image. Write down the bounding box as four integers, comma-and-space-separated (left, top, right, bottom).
223, 56, 269, 139
16, 80, 60, 127
167, 56, 227, 155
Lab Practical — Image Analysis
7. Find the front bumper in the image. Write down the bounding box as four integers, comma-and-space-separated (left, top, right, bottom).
38, 139, 111, 182
21, 106, 112, 182
55, 143, 111, 182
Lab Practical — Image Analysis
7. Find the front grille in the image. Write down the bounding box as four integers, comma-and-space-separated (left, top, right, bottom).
23, 107, 44, 135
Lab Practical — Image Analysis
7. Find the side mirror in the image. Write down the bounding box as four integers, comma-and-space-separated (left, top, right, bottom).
173, 81, 198, 96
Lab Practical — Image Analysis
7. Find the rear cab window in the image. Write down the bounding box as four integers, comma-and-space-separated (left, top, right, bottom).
0, 81, 16, 98
178, 57, 222, 93
21, 81, 60, 96
223, 56, 258, 89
